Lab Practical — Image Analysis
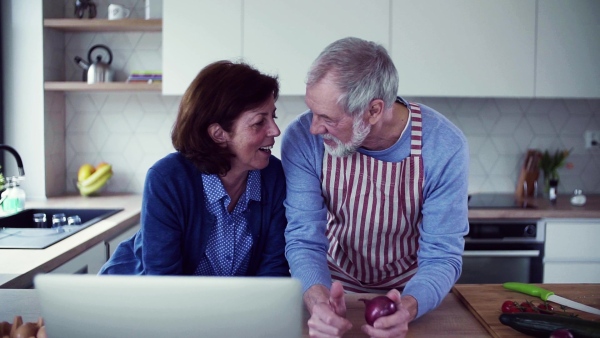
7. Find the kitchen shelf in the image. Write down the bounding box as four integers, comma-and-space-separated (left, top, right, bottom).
43, 19, 162, 32
44, 82, 162, 92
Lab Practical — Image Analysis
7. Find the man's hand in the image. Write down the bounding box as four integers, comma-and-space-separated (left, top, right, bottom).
360, 289, 417, 338
305, 282, 352, 338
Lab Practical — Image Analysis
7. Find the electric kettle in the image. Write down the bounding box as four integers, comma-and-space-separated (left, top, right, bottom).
74, 44, 113, 84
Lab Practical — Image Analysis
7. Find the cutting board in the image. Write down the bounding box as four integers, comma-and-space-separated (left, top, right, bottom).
452, 284, 600, 337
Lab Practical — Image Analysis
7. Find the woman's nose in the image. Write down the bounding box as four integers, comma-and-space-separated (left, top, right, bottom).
269, 119, 281, 137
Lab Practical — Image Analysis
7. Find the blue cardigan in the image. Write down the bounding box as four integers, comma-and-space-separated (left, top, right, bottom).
99, 152, 290, 277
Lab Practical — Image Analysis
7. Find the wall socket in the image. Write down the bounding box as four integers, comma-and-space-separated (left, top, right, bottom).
585, 130, 600, 149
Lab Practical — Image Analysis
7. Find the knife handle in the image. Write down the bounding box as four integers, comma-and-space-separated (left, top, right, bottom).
503, 282, 555, 301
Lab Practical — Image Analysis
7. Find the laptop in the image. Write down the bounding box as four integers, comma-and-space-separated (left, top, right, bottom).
34, 274, 303, 338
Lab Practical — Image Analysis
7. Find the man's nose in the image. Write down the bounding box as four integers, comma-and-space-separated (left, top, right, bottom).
310, 117, 325, 135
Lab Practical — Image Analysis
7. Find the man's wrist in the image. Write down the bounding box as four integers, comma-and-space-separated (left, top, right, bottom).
303, 284, 330, 314
400, 295, 418, 321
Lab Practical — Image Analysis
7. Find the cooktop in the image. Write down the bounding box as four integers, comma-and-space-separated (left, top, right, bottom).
468, 193, 537, 209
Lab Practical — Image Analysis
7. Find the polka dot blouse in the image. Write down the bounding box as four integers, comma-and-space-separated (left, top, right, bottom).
195, 170, 261, 276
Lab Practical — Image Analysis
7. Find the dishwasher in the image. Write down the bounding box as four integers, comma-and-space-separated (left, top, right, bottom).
457, 219, 544, 284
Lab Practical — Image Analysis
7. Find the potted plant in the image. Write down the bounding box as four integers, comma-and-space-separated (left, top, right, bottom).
539, 149, 571, 195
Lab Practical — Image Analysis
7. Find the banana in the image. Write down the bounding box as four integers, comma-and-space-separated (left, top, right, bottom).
78, 171, 113, 196
79, 163, 113, 188
78, 163, 95, 182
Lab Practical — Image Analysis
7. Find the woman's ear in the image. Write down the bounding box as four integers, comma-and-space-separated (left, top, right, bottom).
208, 123, 228, 146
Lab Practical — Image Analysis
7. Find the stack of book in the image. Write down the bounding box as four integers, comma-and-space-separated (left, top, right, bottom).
127, 71, 162, 83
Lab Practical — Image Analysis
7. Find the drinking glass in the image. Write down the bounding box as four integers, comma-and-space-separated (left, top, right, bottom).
51, 213, 67, 231
33, 213, 47, 228
67, 215, 82, 226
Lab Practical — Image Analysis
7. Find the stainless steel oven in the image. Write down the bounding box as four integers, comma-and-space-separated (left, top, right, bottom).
457, 219, 544, 284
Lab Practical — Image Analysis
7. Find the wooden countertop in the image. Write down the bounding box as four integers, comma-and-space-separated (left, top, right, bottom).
469, 194, 600, 219
453, 283, 600, 337
0, 194, 142, 288
0, 289, 489, 337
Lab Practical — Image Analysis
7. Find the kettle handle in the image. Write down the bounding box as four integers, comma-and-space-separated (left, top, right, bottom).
87, 44, 113, 65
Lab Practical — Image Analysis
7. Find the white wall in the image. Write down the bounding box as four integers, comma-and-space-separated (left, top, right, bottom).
1, 0, 47, 199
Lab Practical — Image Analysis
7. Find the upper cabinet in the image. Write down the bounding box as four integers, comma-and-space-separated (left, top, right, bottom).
162, 1, 242, 95
391, 0, 536, 98
162, 0, 599, 98
535, 0, 600, 98
243, 0, 389, 95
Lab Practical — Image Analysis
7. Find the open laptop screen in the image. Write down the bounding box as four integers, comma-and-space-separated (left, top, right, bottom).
34, 274, 302, 338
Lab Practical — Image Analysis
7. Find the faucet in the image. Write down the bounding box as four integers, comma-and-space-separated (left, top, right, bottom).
0, 145, 25, 178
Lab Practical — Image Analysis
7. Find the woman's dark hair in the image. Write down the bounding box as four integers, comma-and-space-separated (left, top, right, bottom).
171, 60, 279, 175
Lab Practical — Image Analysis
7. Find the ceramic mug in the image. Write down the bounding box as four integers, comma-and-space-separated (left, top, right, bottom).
108, 4, 130, 20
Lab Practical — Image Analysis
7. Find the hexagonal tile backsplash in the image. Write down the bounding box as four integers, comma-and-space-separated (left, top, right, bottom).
60, 1, 600, 196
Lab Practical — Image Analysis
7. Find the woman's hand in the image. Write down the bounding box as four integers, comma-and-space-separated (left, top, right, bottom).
360, 289, 416, 338
305, 282, 352, 338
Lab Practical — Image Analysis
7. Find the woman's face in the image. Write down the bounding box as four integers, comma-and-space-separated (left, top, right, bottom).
225, 95, 280, 173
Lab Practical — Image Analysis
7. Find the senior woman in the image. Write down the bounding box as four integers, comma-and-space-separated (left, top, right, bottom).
99, 60, 289, 277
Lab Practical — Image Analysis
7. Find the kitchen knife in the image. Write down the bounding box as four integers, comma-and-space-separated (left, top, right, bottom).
503, 282, 600, 316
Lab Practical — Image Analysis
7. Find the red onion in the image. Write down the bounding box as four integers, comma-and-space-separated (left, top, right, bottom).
359, 296, 397, 326
549, 329, 574, 338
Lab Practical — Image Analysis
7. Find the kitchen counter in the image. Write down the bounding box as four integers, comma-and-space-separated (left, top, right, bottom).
469, 194, 600, 219
0, 288, 489, 337
3, 284, 598, 337
1, 192, 598, 289
0, 194, 142, 289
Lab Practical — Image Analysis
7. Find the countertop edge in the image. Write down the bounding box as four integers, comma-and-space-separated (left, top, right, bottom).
0, 194, 142, 288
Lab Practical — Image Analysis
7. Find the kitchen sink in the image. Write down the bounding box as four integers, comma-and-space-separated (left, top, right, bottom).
0, 208, 123, 249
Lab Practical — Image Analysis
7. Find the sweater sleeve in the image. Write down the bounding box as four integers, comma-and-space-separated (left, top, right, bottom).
281, 112, 332, 293
401, 108, 470, 318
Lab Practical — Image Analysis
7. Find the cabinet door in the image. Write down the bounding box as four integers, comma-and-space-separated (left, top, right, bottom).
535, 0, 600, 98
544, 262, 600, 283
244, 0, 390, 95
49, 242, 106, 275
544, 219, 600, 283
163, 0, 243, 95
391, 0, 536, 97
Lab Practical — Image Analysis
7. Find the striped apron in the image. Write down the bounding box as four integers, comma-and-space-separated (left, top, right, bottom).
321, 102, 424, 293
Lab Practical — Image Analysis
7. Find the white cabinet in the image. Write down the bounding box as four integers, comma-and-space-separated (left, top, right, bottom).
535, 0, 600, 98
543, 219, 600, 283
50, 242, 106, 275
162, 1, 243, 95
243, 0, 389, 95
49, 222, 141, 275
391, 0, 536, 97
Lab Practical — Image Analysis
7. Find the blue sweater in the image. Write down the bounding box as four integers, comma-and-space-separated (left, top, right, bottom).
99, 152, 290, 277
281, 98, 469, 318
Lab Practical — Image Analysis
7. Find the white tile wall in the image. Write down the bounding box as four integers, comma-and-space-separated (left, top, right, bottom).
59, 1, 600, 196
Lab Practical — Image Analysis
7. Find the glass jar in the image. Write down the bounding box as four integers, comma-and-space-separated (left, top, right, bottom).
570, 189, 587, 206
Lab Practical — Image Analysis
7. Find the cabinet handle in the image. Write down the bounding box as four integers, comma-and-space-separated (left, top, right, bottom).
463, 250, 540, 257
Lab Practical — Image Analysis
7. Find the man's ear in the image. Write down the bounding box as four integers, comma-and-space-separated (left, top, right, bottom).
366, 99, 385, 125
208, 123, 228, 146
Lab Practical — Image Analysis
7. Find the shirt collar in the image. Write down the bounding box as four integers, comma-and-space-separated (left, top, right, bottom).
202, 170, 262, 205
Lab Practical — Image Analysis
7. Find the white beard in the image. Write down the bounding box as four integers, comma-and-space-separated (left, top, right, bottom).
323, 117, 371, 157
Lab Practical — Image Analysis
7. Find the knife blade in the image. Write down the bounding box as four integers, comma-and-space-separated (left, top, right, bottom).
503, 282, 600, 316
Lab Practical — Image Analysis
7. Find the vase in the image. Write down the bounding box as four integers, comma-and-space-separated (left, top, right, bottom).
544, 170, 559, 202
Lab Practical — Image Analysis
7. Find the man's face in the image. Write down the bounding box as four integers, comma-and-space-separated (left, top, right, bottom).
305, 75, 370, 157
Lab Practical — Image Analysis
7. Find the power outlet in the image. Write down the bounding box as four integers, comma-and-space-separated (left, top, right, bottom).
584, 130, 600, 149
